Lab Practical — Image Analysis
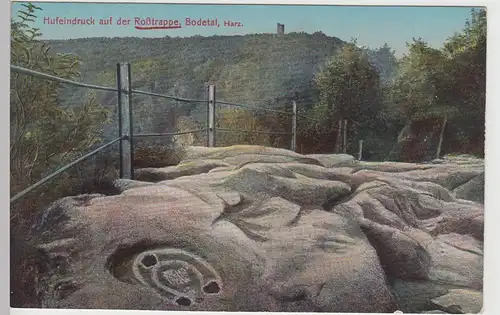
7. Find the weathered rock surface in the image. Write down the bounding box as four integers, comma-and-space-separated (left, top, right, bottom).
29, 145, 484, 312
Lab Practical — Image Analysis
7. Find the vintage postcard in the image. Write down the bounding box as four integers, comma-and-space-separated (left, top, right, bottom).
10, 1, 486, 313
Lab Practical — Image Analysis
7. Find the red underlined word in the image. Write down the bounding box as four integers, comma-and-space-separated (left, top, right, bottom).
135, 25, 182, 30
134, 17, 180, 28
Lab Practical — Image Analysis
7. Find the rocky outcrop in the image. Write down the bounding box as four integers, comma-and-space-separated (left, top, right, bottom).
29, 145, 484, 313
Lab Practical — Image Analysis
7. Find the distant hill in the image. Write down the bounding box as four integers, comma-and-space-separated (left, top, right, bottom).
44, 32, 396, 139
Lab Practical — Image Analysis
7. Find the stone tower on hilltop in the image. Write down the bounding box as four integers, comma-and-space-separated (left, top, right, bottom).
277, 23, 285, 35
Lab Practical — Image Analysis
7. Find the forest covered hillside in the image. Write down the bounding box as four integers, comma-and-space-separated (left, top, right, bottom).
45, 33, 348, 102
45, 32, 398, 97
43, 32, 397, 141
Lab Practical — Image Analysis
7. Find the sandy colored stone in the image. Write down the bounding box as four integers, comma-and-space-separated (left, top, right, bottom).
431, 289, 483, 314
30, 145, 484, 312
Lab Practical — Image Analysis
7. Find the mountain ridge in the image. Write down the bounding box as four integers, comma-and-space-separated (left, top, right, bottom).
41, 32, 396, 140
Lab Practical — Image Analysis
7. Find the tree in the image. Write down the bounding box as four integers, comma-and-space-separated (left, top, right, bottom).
309, 43, 381, 153
386, 8, 486, 160
365, 43, 398, 87
11, 3, 111, 307
10, 3, 111, 237
11, 3, 109, 197
388, 39, 445, 120
441, 8, 486, 156
386, 39, 455, 161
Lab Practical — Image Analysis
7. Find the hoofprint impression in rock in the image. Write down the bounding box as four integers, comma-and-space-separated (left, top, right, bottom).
32, 145, 484, 313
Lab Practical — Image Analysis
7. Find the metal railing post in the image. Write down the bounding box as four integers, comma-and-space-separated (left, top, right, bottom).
207, 85, 216, 147
291, 100, 297, 152
343, 119, 348, 154
358, 140, 364, 160
117, 62, 133, 179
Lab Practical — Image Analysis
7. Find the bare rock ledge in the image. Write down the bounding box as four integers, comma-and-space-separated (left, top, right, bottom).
30, 145, 484, 313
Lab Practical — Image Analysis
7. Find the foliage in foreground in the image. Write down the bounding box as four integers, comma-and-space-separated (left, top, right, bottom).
10, 3, 112, 307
